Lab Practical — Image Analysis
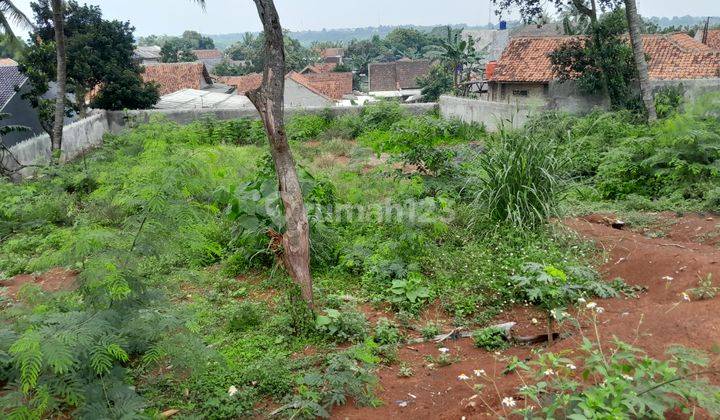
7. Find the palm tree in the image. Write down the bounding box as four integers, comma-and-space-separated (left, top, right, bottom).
0, 0, 31, 41
425, 27, 484, 91
49, 0, 66, 156
624, 0, 657, 122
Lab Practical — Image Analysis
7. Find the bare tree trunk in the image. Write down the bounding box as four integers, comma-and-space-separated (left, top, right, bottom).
51, 0, 67, 158
246, 0, 313, 307
625, 0, 657, 122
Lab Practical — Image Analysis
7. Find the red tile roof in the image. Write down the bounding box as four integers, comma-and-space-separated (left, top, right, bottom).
218, 71, 348, 101
142, 62, 213, 95
301, 63, 338, 74
490, 34, 720, 83
490, 37, 575, 83
216, 73, 263, 94
321, 48, 344, 58
193, 49, 224, 60
696, 29, 720, 50
302, 71, 353, 99
286, 71, 333, 100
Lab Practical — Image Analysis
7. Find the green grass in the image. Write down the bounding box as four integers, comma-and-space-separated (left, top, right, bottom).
2, 96, 716, 418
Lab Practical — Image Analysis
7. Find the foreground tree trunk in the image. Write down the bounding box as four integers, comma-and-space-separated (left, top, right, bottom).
625, 0, 657, 122
50, 0, 67, 156
246, 0, 313, 307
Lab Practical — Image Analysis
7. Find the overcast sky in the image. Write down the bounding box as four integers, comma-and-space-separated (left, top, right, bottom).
10, 0, 720, 36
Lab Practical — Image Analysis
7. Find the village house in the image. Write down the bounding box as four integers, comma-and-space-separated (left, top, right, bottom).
487, 33, 720, 108
192, 49, 225, 72
217, 65, 353, 107
368, 59, 431, 98
142, 62, 234, 96
320, 48, 344, 64
133, 46, 162, 66
0, 64, 45, 147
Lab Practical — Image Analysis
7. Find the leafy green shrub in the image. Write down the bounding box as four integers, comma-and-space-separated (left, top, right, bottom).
287, 113, 332, 142
388, 272, 430, 310
228, 302, 264, 332
472, 326, 509, 351
516, 339, 720, 419
511, 263, 617, 341
654, 85, 684, 119
373, 318, 401, 345
316, 307, 369, 343
420, 323, 441, 340
472, 131, 566, 229
190, 117, 266, 145
359, 101, 406, 131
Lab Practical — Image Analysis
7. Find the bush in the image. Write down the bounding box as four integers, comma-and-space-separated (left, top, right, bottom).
359, 101, 406, 131
472, 131, 566, 229
287, 113, 332, 142
228, 302, 264, 332
472, 326, 509, 351
315, 306, 369, 343
373, 318, 401, 345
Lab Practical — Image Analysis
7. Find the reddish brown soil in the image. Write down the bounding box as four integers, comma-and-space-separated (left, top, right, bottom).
333, 213, 720, 419
1, 268, 78, 298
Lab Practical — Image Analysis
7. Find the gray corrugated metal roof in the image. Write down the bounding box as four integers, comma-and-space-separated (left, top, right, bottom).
155, 89, 253, 109
0, 66, 27, 109
134, 46, 162, 60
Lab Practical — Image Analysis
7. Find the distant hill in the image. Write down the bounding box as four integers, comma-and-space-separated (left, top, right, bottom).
209, 16, 719, 50
210, 23, 496, 50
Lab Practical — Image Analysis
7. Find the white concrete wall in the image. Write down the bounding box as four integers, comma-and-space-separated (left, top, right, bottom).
650, 78, 720, 102
285, 78, 334, 108
3, 111, 108, 179
439, 95, 530, 131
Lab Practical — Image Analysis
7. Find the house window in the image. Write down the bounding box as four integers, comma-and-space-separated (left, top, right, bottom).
512, 89, 529, 97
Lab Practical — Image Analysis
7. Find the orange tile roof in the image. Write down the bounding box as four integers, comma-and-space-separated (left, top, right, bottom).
216, 73, 263, 94
696, 29, 720, 50
490, 34, 720, 83
644, 33, 720, 80
286, 71, 333, 100
490, 37, 576, 83
321, 48, 344, 58
301, 63, 338, 74
302, 72, 353, 99
142, 62, 213, 95
193, 49, 224, 60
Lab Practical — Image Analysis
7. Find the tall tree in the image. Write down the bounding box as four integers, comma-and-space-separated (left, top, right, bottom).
0, 0, 32, 40
624, 0, 657, 122
50, 0, 65, 155
193, 0, 313, 306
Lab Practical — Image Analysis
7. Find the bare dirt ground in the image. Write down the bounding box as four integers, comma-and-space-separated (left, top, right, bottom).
333, 213, 720, 419
1, 267, 78, 298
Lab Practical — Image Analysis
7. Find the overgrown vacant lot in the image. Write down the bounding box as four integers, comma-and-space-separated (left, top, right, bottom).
1, 99, 720, 419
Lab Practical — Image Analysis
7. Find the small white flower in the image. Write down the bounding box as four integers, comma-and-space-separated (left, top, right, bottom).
595, 306, 605, 314
501, 396, 517, 407
622, 374, 634, 381
457, 374, 470, 381
531, 318, 539, 325
438, 347, 450, 354
562, 312, 571, 318
662, 276, 674, 281
586, 302, 597, 309
544, 369, 555, 376
566, 363, 577, 370
578, 297, 586, 303
228, 385, 238, 396
474, 369, 485, 377
682, 292, 691, 301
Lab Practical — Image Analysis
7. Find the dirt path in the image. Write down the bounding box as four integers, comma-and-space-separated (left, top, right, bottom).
333, 214, 720, 419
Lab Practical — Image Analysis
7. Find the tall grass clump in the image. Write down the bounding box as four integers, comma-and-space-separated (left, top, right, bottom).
472, 131, 566, 230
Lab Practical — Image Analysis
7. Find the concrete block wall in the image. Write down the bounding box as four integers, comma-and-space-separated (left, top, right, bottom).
4, 103, 437, 179
438, 95, 530, 131
3, 111, 108, 179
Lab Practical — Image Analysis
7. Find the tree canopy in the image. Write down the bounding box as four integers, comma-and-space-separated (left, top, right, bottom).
18, 0, 158, 128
